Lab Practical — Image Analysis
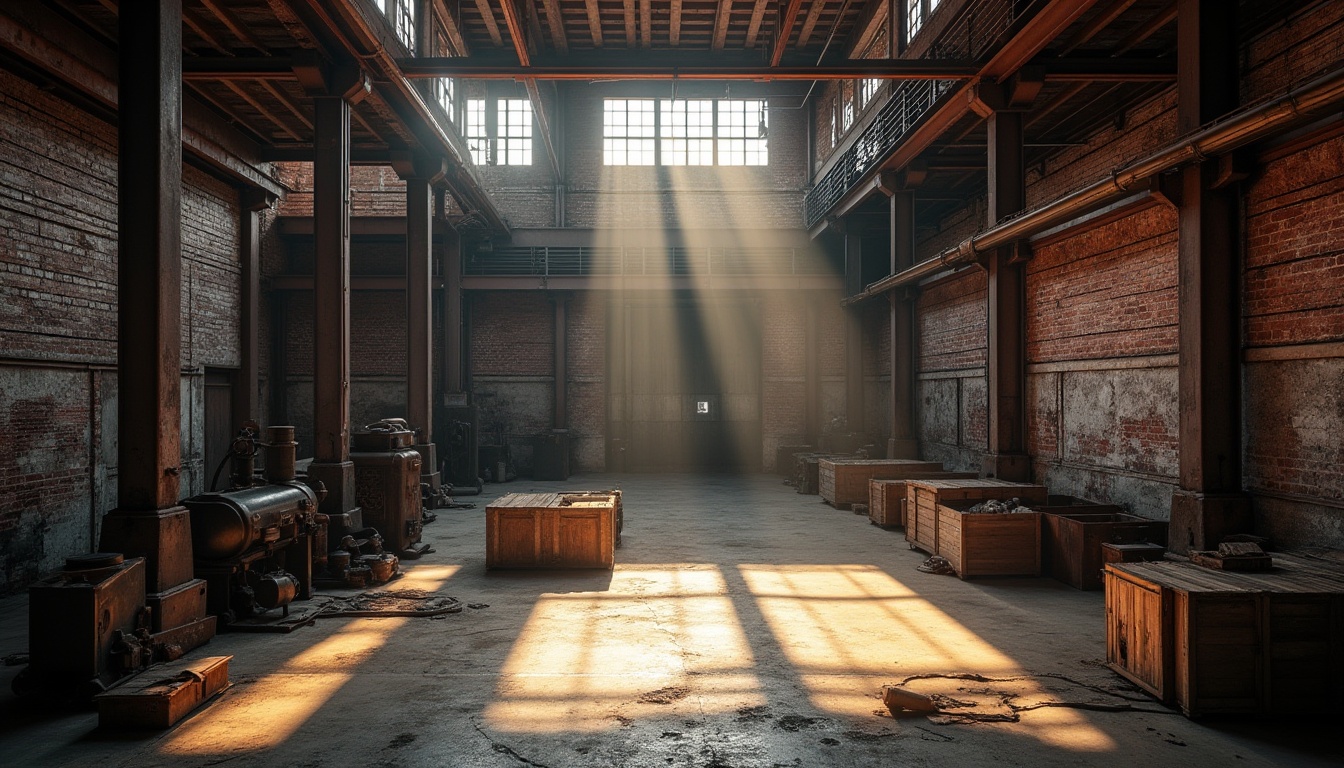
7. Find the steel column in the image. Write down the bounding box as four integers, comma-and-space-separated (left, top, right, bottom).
306, 95, 357, 519
983, 110, 1030, 480
844, 231, 864, 432
234, 190, 271, 430
407, 177, 433, 442
804, 295, 821, 445
889, 191, 918, 458
115, 0, 182, 511
1170, 0, 1249, 551
443, 231, 464, 394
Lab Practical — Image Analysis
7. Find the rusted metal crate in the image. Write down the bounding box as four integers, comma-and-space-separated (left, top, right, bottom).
905, 479, 1048, 555
1105, 557, 1344, 717
1043, 507, 1168, 590
868, 472, 977, 529
818, 459, 944, 509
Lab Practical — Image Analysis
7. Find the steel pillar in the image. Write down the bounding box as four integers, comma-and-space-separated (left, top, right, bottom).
443, 232, 464, 395
234, 190, 272, 430
305, 95, 357, 523
1170, 0, 1250, 552
804, 295, 821, 445
888, 191, 918, 458
113, 0, 182, 512
844, 230, 864, 432
553, 293, 569, 430
983, 109, 1030, 480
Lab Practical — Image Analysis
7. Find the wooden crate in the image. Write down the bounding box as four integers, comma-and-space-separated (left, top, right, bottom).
868, 472, 978, 529
95, 655, 232, 729
794, 453, 850, 495
1105, 557, 1344, 717
905, 479, 1048, 555
936, 500, 1042, 578
1102, 542, 1167, 565
486, 492, 617, 570
775, 444, 812, 478
818, 459, 944, 509
1042, 507, 1168, 590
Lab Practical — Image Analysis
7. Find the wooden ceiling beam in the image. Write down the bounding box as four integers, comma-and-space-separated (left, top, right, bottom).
497, 0, 531, 65
671, 0, 684, 46
1115, 2, 1175, 54
844, 0, 888, 58
222, 80, 303, 141
472, 0, 505, 46
798, 0, 827, 48
541, 0, 568, 54
183, 6, 232, 54
1058, 0, 1141, 55
624, 0, 638, 46
712, 0, 732, 51
432, 0, 470, 56
200, 0, 269, 51
259, 80, 313, 130
640, 0, 652, 47
586, 0, 605, 47
745, 0, 769, 48
771, 0, 807, 66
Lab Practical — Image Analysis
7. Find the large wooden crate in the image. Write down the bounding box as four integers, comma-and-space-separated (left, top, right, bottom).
486, 492, 617, 570
905, 479, 1048, 555
1042, 505, 1168, 590
1105, 557, 1344, 717
868, 472, 978, 529
794, 453, 850, 495
936, 500, 1042, 578
818, 459, 945, 509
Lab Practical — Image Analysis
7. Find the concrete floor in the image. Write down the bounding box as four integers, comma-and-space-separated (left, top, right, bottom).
0, 474, 1339, 767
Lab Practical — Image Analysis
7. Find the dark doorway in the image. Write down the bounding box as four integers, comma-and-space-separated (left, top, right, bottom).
204, 369, 234, 492
613, 297, 762, 472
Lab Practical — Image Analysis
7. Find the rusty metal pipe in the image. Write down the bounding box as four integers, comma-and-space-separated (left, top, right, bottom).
855, 64, 1344, 302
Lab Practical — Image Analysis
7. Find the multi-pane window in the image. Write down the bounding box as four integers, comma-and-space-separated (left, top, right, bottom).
497, 99, 533, 166
435, 79, 456, 123
860, 78, 882, 107
466, 99, 488, 165
843, 101, 855, 131
604, 98, 768, 166
373, 0, 416, 50
829, 103, 837, 149
660, 100, 714, 166
907, 0, 941, 40
604, 99, 656, 165
464, 98, 533, 166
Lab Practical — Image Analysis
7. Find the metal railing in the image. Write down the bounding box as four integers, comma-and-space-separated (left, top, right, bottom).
464, 245, 841, 277
804, 0, 1020, 228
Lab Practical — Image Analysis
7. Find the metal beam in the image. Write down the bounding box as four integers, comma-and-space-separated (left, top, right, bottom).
887, 190, 918, 458
311, 96, 352, 466
1058, 0, 1141, 54
771, 0, 807, 67
497, 0, 531, 66
200, 0, 269, 51
234, 189, 274, 430
117, 0, 182, 510
407, 176, 434, 445
398, 58, 980, 80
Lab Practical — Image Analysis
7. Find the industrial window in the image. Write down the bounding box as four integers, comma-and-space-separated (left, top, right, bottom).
373, 0, 416, 50
465, 98, 533, 166
907, 0, 941, 40
660, 99, 715, 166
860, 78, 882, 107
435, 79, 456, 123
829, 104, 837, 149
843, 100, 855, 131
604, 98, 767, 166
604, 99, 656, 165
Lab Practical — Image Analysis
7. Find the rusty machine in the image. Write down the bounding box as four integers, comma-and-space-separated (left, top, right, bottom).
350, 419, 433, 559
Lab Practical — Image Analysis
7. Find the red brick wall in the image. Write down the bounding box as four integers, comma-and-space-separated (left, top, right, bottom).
566, 294, 607, 470
761, 294, 809, 464
1026, 204, 1179, 362
276, 164, 407, 218
470, 292, 554, 376
916, 269, 987, 372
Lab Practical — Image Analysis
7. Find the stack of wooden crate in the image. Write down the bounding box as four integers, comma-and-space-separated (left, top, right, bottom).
817, 458, 945, 509
905, 479, 1049, 578
868, 472, 978, 528
1105, 556, 1344, 717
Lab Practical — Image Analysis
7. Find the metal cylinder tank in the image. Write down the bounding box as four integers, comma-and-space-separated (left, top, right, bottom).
186, 482, 318, 561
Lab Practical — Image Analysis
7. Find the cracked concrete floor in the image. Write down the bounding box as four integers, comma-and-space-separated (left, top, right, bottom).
1, 473, 1340, 767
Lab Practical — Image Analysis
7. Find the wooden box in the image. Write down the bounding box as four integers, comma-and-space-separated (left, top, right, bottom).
936, 500, 1042, 578
1101, 542, 1167, 565
486, 492, 617, 570
794, 453, 849, 495
868, 472, 977, 529
95, 655, 232, 729
818, 459, 944, 509
1105, 557, 1344, 717
1042, 508, 1168, 590
775, 444, 812, 478
905, 479, 1048, 555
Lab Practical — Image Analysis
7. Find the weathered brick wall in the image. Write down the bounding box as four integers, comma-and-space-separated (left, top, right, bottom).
469, 292, 554, 471
914, 270, 987, 472
761, 293, 809, 469
1243, 130, 1344, 548
566, 293, 607, 471
0, 70, 244, 592
276, 164, 407, 218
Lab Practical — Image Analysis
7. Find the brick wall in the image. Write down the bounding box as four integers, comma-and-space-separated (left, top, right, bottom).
566, 293, 607, 470
914, 269, 986, 472
0, 70, 246, 592
761, 293, 809, 468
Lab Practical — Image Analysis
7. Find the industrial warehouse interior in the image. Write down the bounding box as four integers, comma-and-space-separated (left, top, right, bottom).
0, 0, 1342, 766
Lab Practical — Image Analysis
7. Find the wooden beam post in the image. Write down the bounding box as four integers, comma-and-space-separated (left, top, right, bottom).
1170, 0, 1250, 552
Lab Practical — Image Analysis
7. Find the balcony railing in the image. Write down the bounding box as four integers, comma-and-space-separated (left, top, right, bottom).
804, 0, 1020, 228
464, 246, 841, 277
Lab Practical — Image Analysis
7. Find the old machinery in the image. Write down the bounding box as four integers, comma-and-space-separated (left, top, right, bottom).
13, 554, 153, 700
351, 419, 433, 559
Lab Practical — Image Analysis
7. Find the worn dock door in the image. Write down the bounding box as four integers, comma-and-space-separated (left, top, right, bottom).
612, 297, 761, 472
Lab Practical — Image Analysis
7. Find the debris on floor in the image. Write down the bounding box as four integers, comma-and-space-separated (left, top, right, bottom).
877, 671, 1175, 725
881, 686, 940, 716
94, 655, 232, 730
917, 555, 956, 575
316, 589, 463, 618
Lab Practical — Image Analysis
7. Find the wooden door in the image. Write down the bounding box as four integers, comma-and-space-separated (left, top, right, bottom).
615, 297, 761, 472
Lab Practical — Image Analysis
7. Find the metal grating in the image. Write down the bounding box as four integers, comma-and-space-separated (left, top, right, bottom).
464, 245, 840, 276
